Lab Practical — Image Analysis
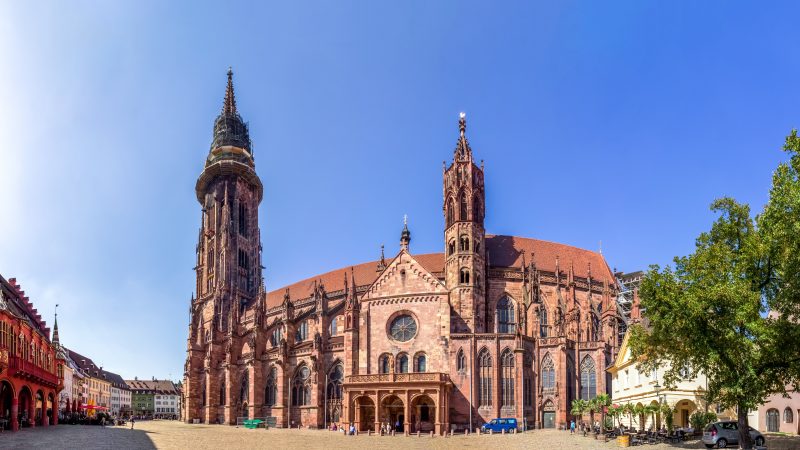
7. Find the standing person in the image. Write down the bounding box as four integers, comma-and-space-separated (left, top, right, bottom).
130, 416, 136, 429
570, 419, 575, 434
395, 419, 400, 433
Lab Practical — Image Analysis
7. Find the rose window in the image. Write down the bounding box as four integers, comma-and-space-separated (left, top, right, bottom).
389, 315, 417, 342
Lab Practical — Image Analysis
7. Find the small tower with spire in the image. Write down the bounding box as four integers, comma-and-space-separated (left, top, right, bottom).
442, 112, 486, 333
400, 214, 411, 252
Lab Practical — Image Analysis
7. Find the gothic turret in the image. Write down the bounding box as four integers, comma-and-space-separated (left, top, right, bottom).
443, 112, 486, 333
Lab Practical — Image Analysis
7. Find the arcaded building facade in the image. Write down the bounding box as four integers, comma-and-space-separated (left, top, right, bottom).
183, 71, 625, 433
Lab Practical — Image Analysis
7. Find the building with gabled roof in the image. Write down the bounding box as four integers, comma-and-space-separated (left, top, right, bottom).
183, 71, 627, 433
0, 275, 65, 431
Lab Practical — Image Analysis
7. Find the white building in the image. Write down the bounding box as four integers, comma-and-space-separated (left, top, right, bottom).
607, 331, 736, 430
103, 370, 131, 417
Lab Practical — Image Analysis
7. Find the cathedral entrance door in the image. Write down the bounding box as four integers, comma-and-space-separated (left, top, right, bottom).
543, 412, 555, 429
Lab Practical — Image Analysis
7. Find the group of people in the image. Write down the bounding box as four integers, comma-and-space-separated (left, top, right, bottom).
328, 420, 403, 436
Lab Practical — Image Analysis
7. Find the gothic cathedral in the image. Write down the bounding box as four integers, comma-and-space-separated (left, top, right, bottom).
183, 71, 625, 433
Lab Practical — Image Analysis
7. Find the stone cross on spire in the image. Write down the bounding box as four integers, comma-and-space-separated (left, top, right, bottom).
222, 67, 237, 116
459, 112, 466, 138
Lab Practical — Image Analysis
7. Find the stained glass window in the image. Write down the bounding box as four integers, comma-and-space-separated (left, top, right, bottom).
390, 315, 417, 342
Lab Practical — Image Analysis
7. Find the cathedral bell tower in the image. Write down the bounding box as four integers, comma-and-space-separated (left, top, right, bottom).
194, 68, 264, 320
185, 69, 264, 423
443, 113, 486, 333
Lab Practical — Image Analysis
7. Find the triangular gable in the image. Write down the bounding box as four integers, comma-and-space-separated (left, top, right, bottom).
364, 250, 447, 299
608, 329, 631, 373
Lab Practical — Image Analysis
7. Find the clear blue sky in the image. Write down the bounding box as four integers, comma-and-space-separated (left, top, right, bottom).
0, 1, 797, 380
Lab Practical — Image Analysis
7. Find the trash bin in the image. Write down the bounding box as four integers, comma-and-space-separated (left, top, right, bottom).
618, 434, 630, 447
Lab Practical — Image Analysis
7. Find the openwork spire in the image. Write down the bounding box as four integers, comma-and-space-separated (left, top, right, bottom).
222, 67, 237, 115
209, 67, 252, 158
454, 112, 473, 161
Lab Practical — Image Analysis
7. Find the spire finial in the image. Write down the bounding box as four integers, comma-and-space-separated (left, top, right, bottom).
459, 112, 466, 138
53, 303, 60, 345
223, 67, 237, 115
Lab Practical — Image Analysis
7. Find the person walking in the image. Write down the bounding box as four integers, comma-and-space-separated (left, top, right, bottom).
130, 416, 136, 430
570, 419, 575, 434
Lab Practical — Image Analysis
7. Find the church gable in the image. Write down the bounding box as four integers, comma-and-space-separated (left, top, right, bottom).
364, 250, 447, 299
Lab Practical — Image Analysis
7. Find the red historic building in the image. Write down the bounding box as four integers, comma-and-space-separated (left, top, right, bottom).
183, 71, 625, 433
0, 275, 64, 431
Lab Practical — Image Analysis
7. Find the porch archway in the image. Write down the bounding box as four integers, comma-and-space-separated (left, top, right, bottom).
380, 395, 405, 433
410, 394, 436, 433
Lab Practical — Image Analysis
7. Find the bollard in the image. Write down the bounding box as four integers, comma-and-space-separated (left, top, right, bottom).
391, 430, 395, 436
368, 430, 371, 436
466, 429, 470, 435
355, 429, 358, 436
502, 428, 506, 435
489, 429, 493, 435
430, 431, 434, 438
417, 431, 421, 437
450, 429, 454, 437
476, 427, 481, 435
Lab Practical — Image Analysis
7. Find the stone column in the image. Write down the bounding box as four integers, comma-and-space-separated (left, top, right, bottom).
28, 396, 35, 428
372, 391, 380, 433
403, 391, 410, 435
10, 397, 18, 431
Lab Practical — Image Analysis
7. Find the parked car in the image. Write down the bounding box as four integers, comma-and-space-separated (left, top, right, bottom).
702, 421, 764, 448
481, 418, 517, 433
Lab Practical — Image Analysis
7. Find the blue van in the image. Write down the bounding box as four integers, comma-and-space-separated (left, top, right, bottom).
481, 418, 518, 433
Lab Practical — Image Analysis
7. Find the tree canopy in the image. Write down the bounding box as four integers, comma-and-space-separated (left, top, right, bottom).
628, 130, 800, 449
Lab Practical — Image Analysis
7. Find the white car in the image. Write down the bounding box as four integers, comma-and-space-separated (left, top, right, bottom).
702, 421, 765, 448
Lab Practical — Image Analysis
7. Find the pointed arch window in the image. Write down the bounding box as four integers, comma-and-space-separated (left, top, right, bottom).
500, 349, 515, 408
459, 192, 468, 221
265, 367, 277, 407
446, 199, 455, 227
239, 371, 249, 405
238, 202, 248, 237
580, 356, 597, 400
473, 196, 483, 222
590, 313, 601, 341
327, 364, 343, 401
478, 348, 492, 407
292, 366, 311, 406
541, 354, 555, 390
497, 296, 516, 333
448, 239, 455, 256
295, 321, 308, 342
539, 307, 549, 338
396, 353, 409, 373
457, 348, 466, 373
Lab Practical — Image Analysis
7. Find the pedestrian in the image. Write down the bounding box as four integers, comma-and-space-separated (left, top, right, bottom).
130, 416, 136, 429
349, 423, 355, 436
570, 419, 575, 434
395, 419, 400, 432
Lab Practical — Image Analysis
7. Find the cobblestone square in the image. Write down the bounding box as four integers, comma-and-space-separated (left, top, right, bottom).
2, 421, 800, 450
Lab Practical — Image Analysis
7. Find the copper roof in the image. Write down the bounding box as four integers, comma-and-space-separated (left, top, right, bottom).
265, 235, 614, 309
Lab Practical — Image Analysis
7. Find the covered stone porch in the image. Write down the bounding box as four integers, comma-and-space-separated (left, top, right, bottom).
342, 372, 452, 435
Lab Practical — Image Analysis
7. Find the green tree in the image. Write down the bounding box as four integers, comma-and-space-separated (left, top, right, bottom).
629, 130, 800, 449
571, 399, 587, 425
623, 403, 635, 430
633, 403, 647, 432
595, 394, 611, 434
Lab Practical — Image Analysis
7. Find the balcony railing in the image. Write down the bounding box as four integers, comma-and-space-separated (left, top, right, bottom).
8, 355, 59, 387
345, 372, 449, 384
